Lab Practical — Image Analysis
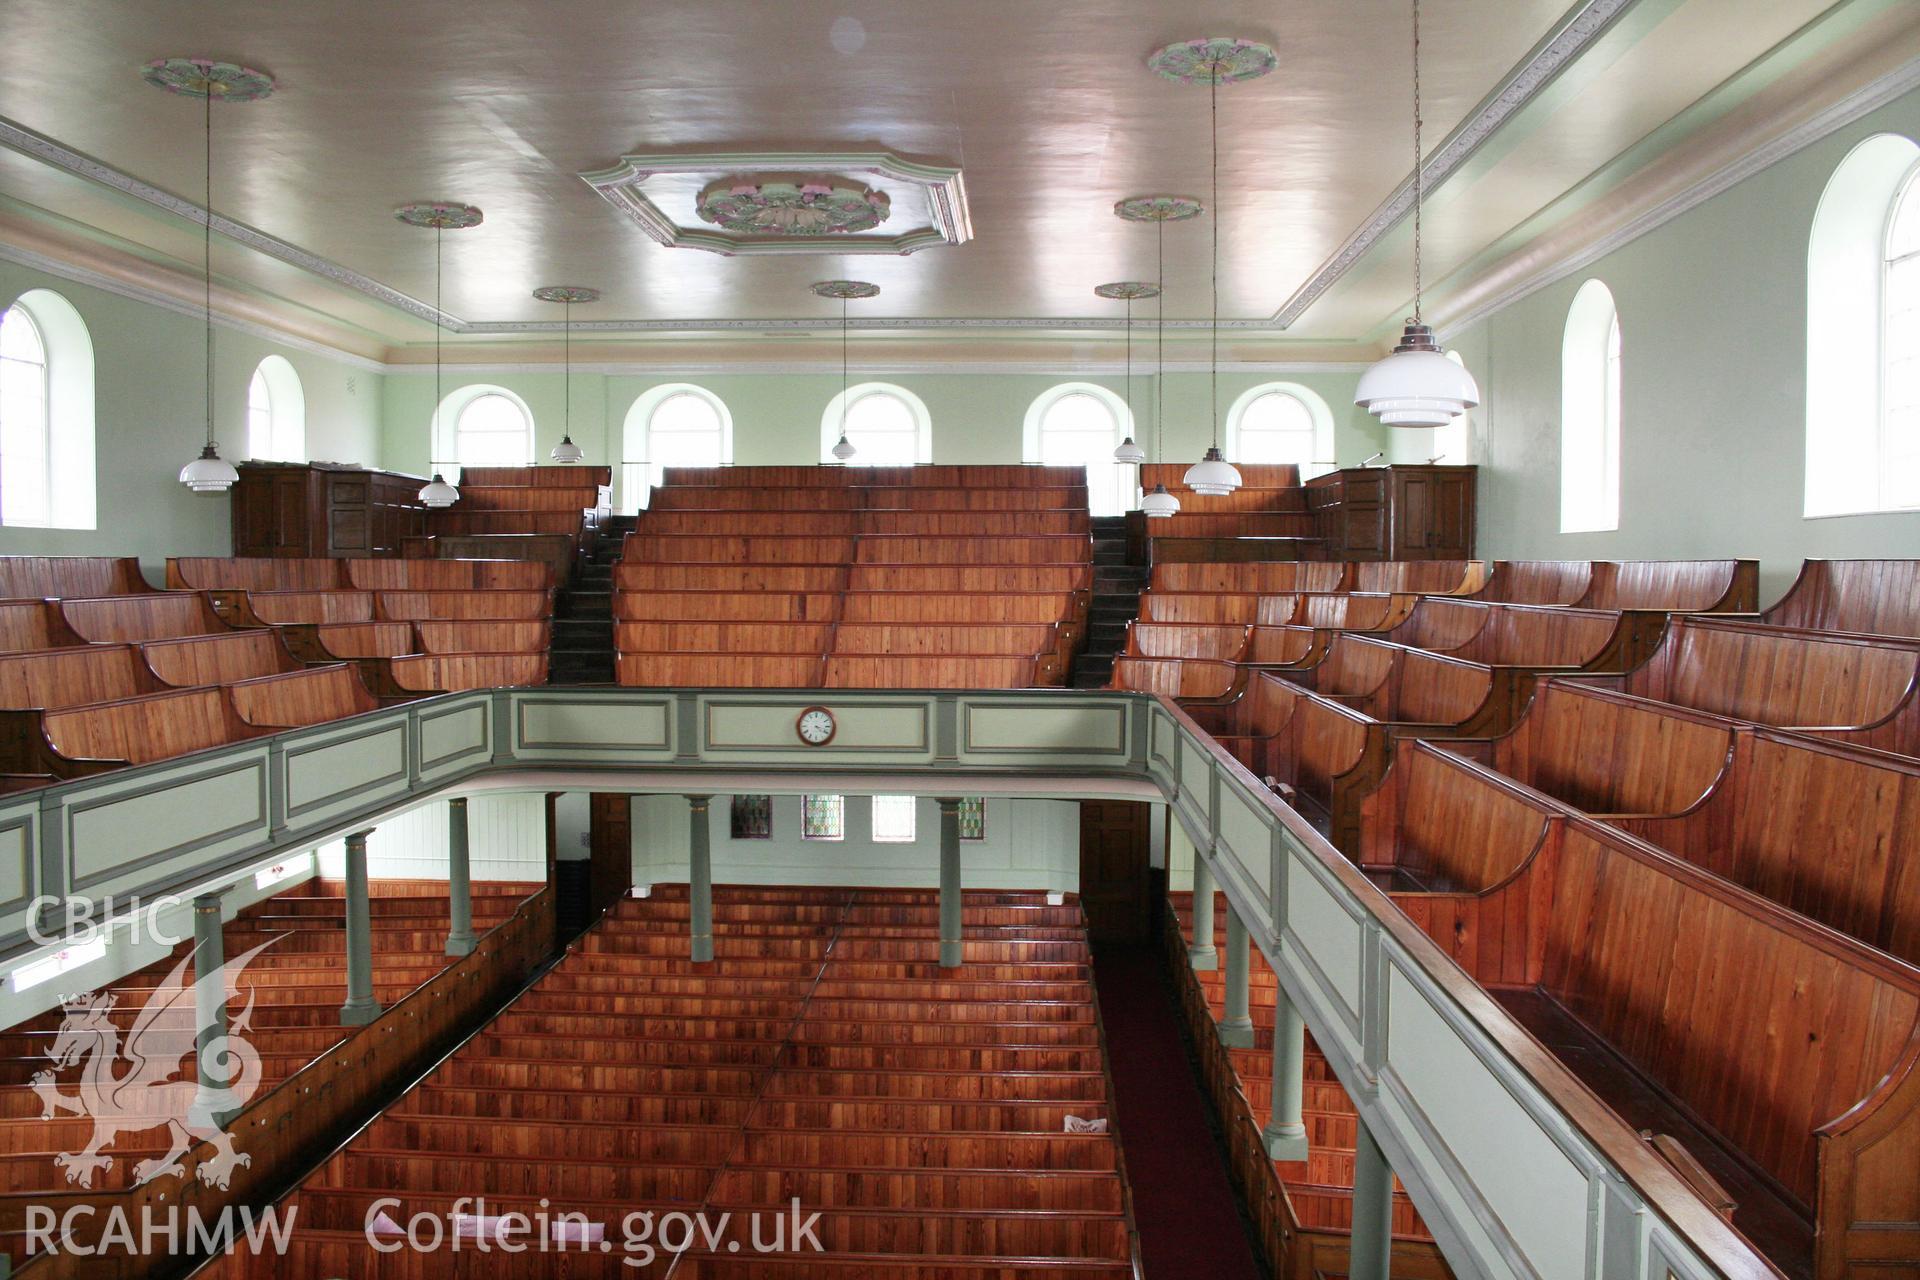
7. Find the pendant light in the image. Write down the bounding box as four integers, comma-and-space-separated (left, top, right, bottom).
1114, 196, 1203, 518
1356, 0, 1480, 428
812, 280, 880, 462
535, 286, 600, 463
1097, 283, 1158, 467
397, 202, 485, 507
146, 59, 274, 493
1149, 39, 1275, 498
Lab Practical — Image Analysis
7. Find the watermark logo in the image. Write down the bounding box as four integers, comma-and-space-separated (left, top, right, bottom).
34, 937, 277, 1190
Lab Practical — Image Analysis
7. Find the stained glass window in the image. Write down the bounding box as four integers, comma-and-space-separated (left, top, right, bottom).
801, 794, 844, 841
730, 795, 771, 839
958, 797, 986, 841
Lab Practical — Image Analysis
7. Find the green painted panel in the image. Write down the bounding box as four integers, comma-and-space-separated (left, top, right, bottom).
705, 699, 928, 754
67, 761, 266, 891
419, 701, 490, 775
1388, 959, 1591, 1280
1286, 850, 1364, 1022
1179, 736, 1212, 808
518, 699, 673, 752
960, 702, 1127, 756
0, 812, 32, 916
285, 723, 409, 815
1217, 783, 1271, 904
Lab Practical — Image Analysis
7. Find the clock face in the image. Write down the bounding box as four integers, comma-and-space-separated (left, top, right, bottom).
796, 707, 836, 746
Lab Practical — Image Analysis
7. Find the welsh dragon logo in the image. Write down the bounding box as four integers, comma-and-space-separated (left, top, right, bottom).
31, 937, 277, 1190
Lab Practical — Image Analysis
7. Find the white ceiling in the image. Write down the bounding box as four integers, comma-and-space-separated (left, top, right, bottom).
0, 0, 1913, 363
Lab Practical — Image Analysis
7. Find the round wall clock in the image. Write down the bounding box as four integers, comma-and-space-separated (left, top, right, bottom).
796, 706, 837, 746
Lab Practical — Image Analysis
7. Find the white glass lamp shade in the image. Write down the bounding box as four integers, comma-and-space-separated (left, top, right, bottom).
1356, 322, 1481, 428
1140, 483, 1181, 518
1113, 436, 1147, 464
179, 443, 239, 493
418, 473, 461, 508
830, 435, 857, 462
549, 435, 585, 464
1183, 446, 1242, 497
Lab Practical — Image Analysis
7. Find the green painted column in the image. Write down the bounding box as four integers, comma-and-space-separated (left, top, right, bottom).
1219, 904, 1255, 1047
687, 795, 713, 963
938, 798, 963, 969
444, 797, 476, 957
1263, 984, 1310, 1160
187, 891, 229, 1129
339, 828, 381, 1026
1350, 1110, 1394, 1280
1189, 851, 1217, 971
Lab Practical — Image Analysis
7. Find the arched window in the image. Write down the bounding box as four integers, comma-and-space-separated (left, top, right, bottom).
820, 383, 932, 466
0, 289, 94, 529
1807, 133, 1920, 516
1561, 280, 1622, 533
245, 355, 306, 462
622, 384, 732, 510
1023, 383, 1131, 516
1226, 383, 1336, 479
430, 384, 535, 481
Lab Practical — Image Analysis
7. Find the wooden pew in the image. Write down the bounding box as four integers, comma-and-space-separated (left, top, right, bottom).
11, 689, 263, 775
613, 564, 849, 593
1577, 559, 1758, 612
846, 564, 1093, 594
402, 533, 577, 590
228, 665, 380, 728
275, 621, 419, 663
458, 465, 612, 488
1579, 616, 1920, 758
414, 621, 551, 654
1186, 672, 1372, 837
841, 592, 1079, 627
616, 653, 823, 687
1108, 656, 1240, 699
1243, 594, 1420, 667
1139, 592, 1301, 625
344, 558, 554, 591
216, 590, 375, 627
1384, 598, 1654, 672
58, 593, 234, 643
1354, 739, 1558, 891
622, 534, 858, 564
1615, 728, 1920, 966
0, 646, 164, 709
613, 622, 836, 653
614, 591, 844, 622
1381, 747, 1920, 1275
1123, 623, 1252, 662
859, 485, 1091, 511
379, 653, 549, 695
831, 623, 1060, 657
1760, 558, 1920, 639
428, 510, 591, 539
139, 630, 303, 686
0, 556, 152, 599
636, 511, 861, 536
824, 655, 1048, 688
374, 590, 554, 621
1455, 679, 1734, 819
1468, 560, 1593, 606
855, 535, 1091, 566
0, 602, 86, 654
1149, 562, 1351, 593
651, 486, 864, 510
1350, 560, 1490, 595
860, 510, 1091, 536
448, 485, 603, 512
164, 557, 346, 591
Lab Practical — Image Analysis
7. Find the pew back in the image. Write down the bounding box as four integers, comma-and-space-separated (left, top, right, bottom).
0, 646, 158, 710
1150, 562, 1349, 594
1761, 559, 1920, 639
140, 631, 300, 686
165, 558, 345, 591
1486, 680, 1733, 817
59, 594, 231, 643
0, 557, 151, 599
1580, 560, 1757, 612
0, 602, 84, 654
344, 559, 554, 591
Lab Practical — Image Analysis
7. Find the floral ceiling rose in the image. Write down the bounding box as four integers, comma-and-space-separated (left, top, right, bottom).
1114, 194, 1204, 223
810, 280, 881, 300
142, 57, 276, 102
1147, 37, 1279, 85
1094, 281, 1162, 301
697, 180, 890, 236
532, 286, 601, 304
394, 202, 484, 230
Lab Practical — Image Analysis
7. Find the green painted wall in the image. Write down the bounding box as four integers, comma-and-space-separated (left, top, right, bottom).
383, 366, 1389, 509
1447, 85, 1920, 602
0, 262, 384, 579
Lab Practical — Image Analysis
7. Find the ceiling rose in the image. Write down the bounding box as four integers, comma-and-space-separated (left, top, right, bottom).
811, 280, 881, 300
394, 202, 484, 229
142, 57, 275, 102
697, 180, 890, 236
1094, 281, 1162, 300
1115, 194, 1204, 223
1147, 37, 1279, 85
532, 285, 601, 304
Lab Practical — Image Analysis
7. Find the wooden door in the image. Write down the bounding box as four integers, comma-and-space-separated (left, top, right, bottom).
1078, 800, 1151, 943
588, 793, 632, 920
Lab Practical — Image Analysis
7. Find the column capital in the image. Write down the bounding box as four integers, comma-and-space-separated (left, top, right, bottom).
935, 797, 963, 812
346, 827, 374, 846
192, 890, 225, 913
684, 794, 713, 811
448, 795, 468, 811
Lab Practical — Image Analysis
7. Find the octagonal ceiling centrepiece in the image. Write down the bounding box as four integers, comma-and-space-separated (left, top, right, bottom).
580, 150, 970, 256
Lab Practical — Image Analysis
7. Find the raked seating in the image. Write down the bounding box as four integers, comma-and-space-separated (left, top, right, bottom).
198, 884, 1136, 1280
1123, 622, 1251, 662
1374, 745, 1920, 1276
58, 592, 231, 643
0, 556, 153, 599
1149, 561, 1349, 594
1184, 671, 1372, 837
1350, 560, 1490, 595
